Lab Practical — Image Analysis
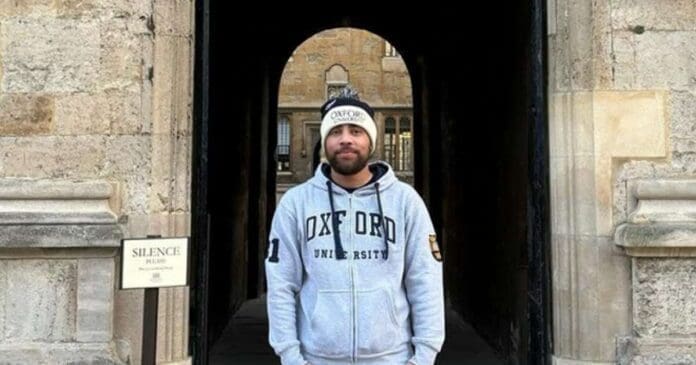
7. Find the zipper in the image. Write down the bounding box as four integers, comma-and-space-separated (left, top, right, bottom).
350, 263, 356, 363
349, 194, 357, 363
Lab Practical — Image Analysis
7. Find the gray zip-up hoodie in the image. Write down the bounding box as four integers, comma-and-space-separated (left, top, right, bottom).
265, 161, 445, 365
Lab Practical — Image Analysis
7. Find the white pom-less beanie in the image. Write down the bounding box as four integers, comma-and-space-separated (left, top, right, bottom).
320, 93, 377, 154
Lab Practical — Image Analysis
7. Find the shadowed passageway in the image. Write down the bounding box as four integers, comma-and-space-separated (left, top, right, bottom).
209, 297, 504, 365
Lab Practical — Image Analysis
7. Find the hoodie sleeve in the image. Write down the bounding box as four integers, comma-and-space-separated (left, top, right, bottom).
265, 202, 307, 365
404, 191, 445, 365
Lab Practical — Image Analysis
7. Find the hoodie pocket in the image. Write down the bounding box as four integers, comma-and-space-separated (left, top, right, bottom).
307, 289, 352, 358
357, 287, 400, 355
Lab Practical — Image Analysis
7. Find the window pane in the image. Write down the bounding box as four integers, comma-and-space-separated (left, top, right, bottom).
399, 133, 411, 171
384, 117, 396, 167
277, 116, 290, 171
385, 117, 396, 133
398, 117, 411, 134
399, 117, 412, 171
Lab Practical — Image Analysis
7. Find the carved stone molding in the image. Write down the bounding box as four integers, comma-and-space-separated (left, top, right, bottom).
0, 179, 123, 363
615, 179, 696, 363
0, 179, 122, 247
616, 179, 696, 257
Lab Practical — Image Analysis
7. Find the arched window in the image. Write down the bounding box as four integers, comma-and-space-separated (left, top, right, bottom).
325, 64, 349, 99
277, 115, 290, 171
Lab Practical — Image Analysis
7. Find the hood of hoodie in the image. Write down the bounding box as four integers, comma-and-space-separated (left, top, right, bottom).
309, 160, 397, 195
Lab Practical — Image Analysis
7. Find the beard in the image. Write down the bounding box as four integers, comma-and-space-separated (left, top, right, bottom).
327, 148, 370, 175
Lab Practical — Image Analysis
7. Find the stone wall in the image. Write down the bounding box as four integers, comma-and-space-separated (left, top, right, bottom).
549, 0, 696, 363
0, 1, 194, 364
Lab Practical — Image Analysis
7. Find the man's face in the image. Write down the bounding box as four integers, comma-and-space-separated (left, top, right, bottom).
325, 124, 371, 176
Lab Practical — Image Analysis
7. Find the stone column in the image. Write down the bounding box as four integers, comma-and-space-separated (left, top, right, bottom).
150, 1, 194, 363
616, 180, 696, 364
0, 180, 123, 363
548, 1, 672, 363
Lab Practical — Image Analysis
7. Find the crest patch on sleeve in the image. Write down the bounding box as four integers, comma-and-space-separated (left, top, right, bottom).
429, 234, 442, 262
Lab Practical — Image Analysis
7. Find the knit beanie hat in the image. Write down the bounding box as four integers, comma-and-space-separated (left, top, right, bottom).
320, 87, 377, 154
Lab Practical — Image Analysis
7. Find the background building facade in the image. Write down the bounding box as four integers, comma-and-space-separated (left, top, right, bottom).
277, 28, 414, 196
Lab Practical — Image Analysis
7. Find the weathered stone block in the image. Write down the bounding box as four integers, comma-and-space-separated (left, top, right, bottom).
635, 258, 696, 336
613, 31, 696, 90
150, 135, 191, 212
153, 35, 193, 136
121, 174, 150, 214
1, 18, 100, 93
55, 0, 97, 18
45, 343, 122, 365
0, 343, 124, 364
0, 136, 106, 179
0, 345, 43, 364
566, 0, 594, 90
611, 31, 638, 89
99, 0, 152, 20
611, 0, 696, 31
77, 258, 114, 342
154, 0, 193, 37
114, 286, 143, 364
550, 157, 571, 235
147, 212, 191, 237
98, 19, 144, 91
572, 155, 599, 236
104, 136, 151, 177
672, 137, 696, 154
671, 91, 696, 139
56, 0, 152, 35
108, 89, 146, 135
0, 94, 54, 135
618, 337, 696, 365
0, 0, 54, 17
54, 93, 111, 136
104, 136, 151, 214
0, 260, 77, 341
54, 90, 142, 135
672, 139, 696, 174
0, 224, 122, 248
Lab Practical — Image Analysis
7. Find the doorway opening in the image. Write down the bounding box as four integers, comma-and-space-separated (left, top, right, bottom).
192, 7, 550, 365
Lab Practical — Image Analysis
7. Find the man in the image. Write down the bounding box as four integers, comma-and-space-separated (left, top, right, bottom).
265, 89, 445, 365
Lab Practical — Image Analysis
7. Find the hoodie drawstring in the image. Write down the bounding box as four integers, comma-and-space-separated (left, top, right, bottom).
327, 181, 347, 260
326, 179, 388, 261
375, 182, 389, 260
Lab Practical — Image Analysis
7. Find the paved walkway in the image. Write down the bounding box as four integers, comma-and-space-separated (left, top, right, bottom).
210, 297, 503, 365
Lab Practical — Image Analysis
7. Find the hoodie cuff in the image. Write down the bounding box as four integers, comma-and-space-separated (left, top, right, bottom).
279, 345, 306, 365
409, 343, 439, 365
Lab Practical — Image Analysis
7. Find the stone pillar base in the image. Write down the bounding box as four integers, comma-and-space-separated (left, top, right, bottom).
615, 180, 696, 365
0, 343, 124, 364
552, 356, 614, 365
618, 337, 696, 365
162, 357, 193, 365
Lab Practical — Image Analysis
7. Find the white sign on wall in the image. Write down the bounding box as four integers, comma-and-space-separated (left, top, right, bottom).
121, 237, 189, 289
